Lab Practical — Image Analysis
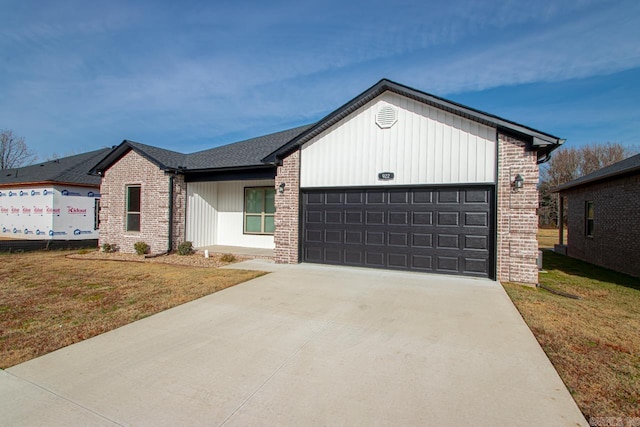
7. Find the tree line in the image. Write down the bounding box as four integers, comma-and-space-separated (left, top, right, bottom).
539, 142, 634, 227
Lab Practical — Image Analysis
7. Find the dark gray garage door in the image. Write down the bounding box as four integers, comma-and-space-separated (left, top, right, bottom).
301, 186, 494, 278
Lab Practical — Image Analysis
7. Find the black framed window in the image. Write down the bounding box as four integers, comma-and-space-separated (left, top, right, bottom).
94, 199, 101, 230
126, 185, 141, 232
244, 187, 275, 234
585, 201, 594, 237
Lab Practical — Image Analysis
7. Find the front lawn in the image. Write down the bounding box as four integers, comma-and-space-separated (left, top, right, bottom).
504, 250, 640, 420
0, 251, 264, 368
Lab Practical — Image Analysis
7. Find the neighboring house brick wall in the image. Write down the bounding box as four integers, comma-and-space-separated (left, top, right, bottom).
562, 173, 640, 278
99, 150, 186, 254
496, 133, 540, 284
274, 149, 300, 263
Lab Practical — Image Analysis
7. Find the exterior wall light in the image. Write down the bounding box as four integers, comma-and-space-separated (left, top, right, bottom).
514, 174, 524, 190
278, 182, 286, 194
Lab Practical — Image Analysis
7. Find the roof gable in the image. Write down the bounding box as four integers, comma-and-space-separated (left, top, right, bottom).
91, 140, 187, 175
262, 79, 563, 164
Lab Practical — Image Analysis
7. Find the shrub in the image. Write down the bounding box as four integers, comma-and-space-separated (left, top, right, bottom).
134, 241, 150, 255
220, 253, 236, 263
101, 243, 117, 253
177, 241, 194, 256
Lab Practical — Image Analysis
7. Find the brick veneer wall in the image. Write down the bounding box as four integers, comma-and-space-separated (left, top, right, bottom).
496, 133, 540, 284
99, 150, 186, 254
274, 149, 300, 263
561, 173, 640, 278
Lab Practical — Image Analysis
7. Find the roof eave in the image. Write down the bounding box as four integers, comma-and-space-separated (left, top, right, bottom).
0, 180, 100, 189
180, 164, 276, 174
552, 165, 640, 193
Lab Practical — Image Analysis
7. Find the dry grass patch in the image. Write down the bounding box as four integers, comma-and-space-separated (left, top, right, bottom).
504, 250, 640, 420
537, 227, 567, 249
0, 251, 264, 368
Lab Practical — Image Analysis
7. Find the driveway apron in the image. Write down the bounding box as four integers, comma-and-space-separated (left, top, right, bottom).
1, 260, 587, 426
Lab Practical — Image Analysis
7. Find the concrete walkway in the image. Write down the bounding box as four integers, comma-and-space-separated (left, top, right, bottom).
0, 261, 587, 426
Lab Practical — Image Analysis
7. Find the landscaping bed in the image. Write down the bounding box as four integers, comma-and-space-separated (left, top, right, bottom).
68, 249, 249, 268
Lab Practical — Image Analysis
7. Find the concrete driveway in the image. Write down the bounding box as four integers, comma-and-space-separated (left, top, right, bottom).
1, 260, 587, 426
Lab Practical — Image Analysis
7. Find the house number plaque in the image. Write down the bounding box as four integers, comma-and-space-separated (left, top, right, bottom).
378, 172, 394, 180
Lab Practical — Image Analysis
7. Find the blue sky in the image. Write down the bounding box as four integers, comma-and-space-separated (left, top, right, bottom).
1, 0, 639, 161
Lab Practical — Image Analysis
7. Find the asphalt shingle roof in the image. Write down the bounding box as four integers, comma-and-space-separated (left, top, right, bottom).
0, 148, 113, 187
553, 153, 640, 192
92, 125, 313, 175
185, 125, 313, 170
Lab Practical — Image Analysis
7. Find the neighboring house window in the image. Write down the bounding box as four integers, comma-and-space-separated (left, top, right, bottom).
244, 187, 275, 234
585, 201, 594, 237
126, 185, 141, 232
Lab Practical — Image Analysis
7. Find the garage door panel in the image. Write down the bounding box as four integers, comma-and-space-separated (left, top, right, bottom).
437, 256, 459, 272
306, 211, 323, 223
366, 231, 385, 245
306, 229, 323, 243
366, 211, 385, 225
465, 235, 488, 250
465, 212, 488, 227
345, 211, 363, 224
412, 233, 433, 248
345, 230, 363, 244
412, 189, 433, 204
301, 187, 494, 278
413, 212, 433, 225
366, 191, 385, 204
464, 258, 488, 275
465, 189, 489, 203
325, 211, 342, 224
365, 252, 385, 267
388, 232, 409, 247
388, 253, 409, 268
324, 230, 342, 244
437, 234, 460, 249
437, 190, 460, 204
437, 212, 460, 226
411, 254, 433, 270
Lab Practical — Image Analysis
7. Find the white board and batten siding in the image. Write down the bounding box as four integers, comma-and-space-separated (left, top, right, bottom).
300, 92, 497, 188
186, 180, 275, 249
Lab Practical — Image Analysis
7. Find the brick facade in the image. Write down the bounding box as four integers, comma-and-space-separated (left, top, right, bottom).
561, 173, 640, 278
99, 150, 186, 254
496, 133, 540, 284
274, 149, 300, 263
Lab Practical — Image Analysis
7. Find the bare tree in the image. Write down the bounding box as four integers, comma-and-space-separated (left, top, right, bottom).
0, 129, 36, 169
539, 142, 633, 227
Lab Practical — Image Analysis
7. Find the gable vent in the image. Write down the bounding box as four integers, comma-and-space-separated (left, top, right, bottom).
376, 105, 398, 129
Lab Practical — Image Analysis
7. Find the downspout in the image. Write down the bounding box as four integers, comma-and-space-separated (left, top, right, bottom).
168, 176, 174, 252
145, 174, 174, 258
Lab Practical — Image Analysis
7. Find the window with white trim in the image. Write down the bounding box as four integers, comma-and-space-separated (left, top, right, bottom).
126, 185, 141, 232
244, 187, 275, 235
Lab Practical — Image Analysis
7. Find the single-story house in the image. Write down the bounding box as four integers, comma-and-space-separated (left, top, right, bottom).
92, 79, 563, 284
553, 153, 640, 278
0, 149, 111, 240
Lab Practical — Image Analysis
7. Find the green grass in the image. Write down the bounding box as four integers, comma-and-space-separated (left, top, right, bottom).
504, 250, 640, 420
